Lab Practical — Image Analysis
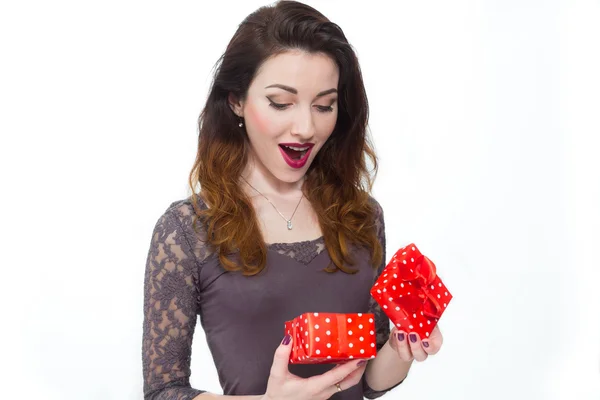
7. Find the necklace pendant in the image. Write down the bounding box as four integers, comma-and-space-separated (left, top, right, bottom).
287, 220, 293, 230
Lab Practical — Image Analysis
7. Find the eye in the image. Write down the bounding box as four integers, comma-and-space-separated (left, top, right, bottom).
267, 97, 290, 111
315, 105, 334, 113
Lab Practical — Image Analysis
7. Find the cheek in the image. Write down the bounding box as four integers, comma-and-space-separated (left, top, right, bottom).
245, 102, 276, 137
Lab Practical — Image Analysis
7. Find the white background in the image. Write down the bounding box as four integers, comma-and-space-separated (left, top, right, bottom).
1, 0, 599, 399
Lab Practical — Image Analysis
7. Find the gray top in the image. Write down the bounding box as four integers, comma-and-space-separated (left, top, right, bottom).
142, 195, 404, 399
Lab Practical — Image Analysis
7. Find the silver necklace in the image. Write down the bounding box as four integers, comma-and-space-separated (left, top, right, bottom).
240, 176, 303, 230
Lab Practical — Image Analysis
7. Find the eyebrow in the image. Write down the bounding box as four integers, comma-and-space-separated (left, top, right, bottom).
265, 84, 338, 98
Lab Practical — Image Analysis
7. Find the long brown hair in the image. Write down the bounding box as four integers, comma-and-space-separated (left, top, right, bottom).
188, 0, 382, 276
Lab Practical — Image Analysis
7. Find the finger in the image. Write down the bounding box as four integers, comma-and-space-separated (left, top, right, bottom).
388, 326, 399, 352
269, 334, 293, 380
394, 330, 413, 361
422, 325, 443, 355
308, 358, 367, 388
408, 333, 428, 362
321, 360, 368, 398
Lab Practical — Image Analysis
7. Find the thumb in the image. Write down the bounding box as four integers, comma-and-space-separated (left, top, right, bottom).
270, 334, 293, 380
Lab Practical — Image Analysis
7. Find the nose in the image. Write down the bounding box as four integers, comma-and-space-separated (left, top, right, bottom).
290, 106, 315, 140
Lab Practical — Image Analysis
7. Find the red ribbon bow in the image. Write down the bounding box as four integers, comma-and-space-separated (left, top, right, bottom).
392, 254, 443, 319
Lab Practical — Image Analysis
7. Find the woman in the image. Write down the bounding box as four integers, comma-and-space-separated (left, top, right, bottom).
142, 1, 443, 399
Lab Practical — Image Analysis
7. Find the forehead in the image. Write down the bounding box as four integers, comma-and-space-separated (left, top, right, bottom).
251, 50, 339, 94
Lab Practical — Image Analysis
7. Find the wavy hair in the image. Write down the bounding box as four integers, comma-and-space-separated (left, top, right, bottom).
188, 0, 382, 276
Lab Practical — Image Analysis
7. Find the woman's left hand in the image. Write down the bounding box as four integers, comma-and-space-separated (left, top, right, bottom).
388, 324, 443, 362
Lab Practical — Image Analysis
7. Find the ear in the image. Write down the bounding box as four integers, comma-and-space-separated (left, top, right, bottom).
228, 92, 244, 118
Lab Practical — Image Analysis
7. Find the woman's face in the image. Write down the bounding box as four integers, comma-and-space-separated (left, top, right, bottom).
231, 50, 339, 185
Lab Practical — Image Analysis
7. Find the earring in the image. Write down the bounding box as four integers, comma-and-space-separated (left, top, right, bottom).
238, 121, 244, 128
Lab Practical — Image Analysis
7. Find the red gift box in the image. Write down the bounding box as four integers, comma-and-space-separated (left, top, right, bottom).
370, 243, 452, 339
284, 312, 377, 364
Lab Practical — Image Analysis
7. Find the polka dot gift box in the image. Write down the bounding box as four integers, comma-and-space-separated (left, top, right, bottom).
284, 312, 377, 364
370, 243, 452, 339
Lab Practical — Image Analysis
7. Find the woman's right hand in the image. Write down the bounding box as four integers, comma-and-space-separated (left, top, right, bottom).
261, 334, 368, 400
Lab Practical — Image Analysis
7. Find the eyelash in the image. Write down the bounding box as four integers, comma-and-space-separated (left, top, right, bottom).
268, 100, 334, 113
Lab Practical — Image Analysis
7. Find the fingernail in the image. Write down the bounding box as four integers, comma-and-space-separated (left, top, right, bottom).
357, 360, 367, 366
409, 334, 417, 343
282, 334, 291, 345
397, 333, 405, 341
422, 341, 429, 348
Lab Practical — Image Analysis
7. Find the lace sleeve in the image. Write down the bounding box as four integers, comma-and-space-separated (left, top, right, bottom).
362, 199, 406, 399
142, 208, 207, 400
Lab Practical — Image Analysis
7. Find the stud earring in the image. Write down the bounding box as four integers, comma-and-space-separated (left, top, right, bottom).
238, 121, 244, 128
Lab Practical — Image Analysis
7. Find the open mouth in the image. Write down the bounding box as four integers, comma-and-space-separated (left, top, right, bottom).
279, 144, 310, 161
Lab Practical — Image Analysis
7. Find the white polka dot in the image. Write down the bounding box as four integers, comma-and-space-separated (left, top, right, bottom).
371, 343, 375, 347
393, 274, 397, 278
349, 343, 354, 348
327, 343, 332, 348
305, 331, 308, 336
383, 288, 387, 292
409, 325, 413, 329
377, 289, 381, 294
445, 292, 448, 296
326, 330, 331, 335
439, 282, 442, 287
349, 355, 354, 359
384, 273, 388, 277
315, 337, 320, 342
315, 324, 319, 329
392, 285, 396, 290
369, 318, 373, 323
411, 257, 414, 262
325, 318, 330, 323
384, 280, 388, 283
300, 327, 303, 331
403, 260, 407, 264
304, 319, 307, 323
402, 252, 406, 255
305, 344, 308, 348
388, 297, 393, 301
396, 323, 401, 327
413, 313, 417, 318
426, 332, 430, 337
327, 355, 331, 359
359, 324, 363, 329
430, 285, 435, 290
444, 303, 447, 307
383, 305, 388, 309
395, 306, 400, 311
412, 246, 415, 250
314, 312, 319, 316
359, 337, 364, 341
348, 330, 353, 335
407, 292, 411, 295
437, 294, 441, 299
400, 283, 404, 288
358, 313, 363, 317
427, 320, 431, 325
370, 330, 374, 335
347, 318, 352, 323
371, 355, 375, 358
419, 323, 423, 327
360, 349, 365, 354
316, 349, 320, 354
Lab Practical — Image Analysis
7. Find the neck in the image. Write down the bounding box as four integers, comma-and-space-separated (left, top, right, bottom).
240, 159, 305, 199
